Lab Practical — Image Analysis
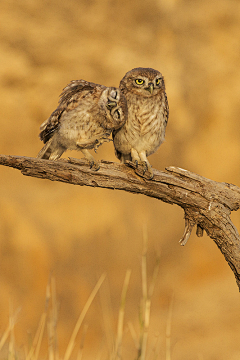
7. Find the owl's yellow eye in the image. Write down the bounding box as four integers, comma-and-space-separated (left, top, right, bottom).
156, 78, 161, 85
135, 79, 145, 85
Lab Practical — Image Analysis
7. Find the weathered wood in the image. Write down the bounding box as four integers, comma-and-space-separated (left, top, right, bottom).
0, 154, 240, 291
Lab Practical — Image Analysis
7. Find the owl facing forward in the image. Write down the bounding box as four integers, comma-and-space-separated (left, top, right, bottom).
37, 80, 127, 170
113, 67, 169, 178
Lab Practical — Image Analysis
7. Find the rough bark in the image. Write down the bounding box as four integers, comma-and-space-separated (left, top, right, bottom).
0, 154, 240, 291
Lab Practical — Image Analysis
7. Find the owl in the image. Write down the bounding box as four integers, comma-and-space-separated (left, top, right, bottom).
37, 80, 127, 170
113, 67, 169, 178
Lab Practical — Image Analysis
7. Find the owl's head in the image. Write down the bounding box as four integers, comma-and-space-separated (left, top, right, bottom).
120, 67, 165, 97
99, 87, 127, 130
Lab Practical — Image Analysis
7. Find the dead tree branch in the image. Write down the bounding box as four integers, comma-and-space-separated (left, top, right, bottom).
0, 154, 240, 291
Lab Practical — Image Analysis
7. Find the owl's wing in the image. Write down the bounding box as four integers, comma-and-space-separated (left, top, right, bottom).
59, 80, 101, 107
39, 80, 104, 143
164, 92, 169, 125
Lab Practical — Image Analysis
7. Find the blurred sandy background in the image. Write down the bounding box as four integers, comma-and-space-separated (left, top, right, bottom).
0, 0, 240, 359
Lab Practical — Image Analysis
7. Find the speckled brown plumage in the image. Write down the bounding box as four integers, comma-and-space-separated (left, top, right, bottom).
113, 67, 169, 178
37, 80, 127, 170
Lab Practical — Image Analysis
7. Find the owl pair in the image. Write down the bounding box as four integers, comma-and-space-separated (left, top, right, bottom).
37, 68, 169, 178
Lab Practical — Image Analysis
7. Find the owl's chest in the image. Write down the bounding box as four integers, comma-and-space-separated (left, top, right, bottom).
126, 95, 165, 137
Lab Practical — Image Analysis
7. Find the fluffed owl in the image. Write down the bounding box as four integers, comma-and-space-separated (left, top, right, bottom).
37, 80, 127, 170
113, 67, 169, 178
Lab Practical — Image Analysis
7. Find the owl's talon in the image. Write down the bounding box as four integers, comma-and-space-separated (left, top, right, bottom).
94, 140, 99, 153
136, 160, 148, 174
94, 137, 112, 153
133, 161, 154, 179
147, 168, 154, 179
145, 164, 154, 179
89, 160, 100, 171
142, 161, 148, 174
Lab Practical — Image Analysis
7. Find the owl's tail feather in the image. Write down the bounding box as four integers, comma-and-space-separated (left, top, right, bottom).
37, 138, 65, 160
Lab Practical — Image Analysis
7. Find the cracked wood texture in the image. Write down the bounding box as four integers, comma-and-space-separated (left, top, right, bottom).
1, 154, 240, 291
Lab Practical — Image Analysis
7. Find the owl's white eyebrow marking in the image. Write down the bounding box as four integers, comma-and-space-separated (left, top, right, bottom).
110, 90, 118, 99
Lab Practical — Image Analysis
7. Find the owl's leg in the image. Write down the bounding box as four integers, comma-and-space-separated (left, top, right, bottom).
94, 137, 112, 153
131, 148, 148, 175
131, 148, 151, 177
130, 149, 154, 179
130, 148, 140, 165
139, 150, 154, 179
81, 149, 100, 171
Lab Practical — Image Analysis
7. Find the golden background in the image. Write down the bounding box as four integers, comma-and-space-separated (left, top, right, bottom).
0, 0, 240, 359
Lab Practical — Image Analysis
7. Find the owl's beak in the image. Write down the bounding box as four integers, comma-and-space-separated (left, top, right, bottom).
106, 101, 117, 109
146, 83, 154, 94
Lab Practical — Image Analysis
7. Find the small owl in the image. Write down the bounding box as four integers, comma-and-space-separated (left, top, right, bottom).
37, 80, 127, 170
113, 67, 169, 178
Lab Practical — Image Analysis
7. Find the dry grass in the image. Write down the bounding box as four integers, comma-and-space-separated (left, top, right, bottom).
0, 236, 168, 360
